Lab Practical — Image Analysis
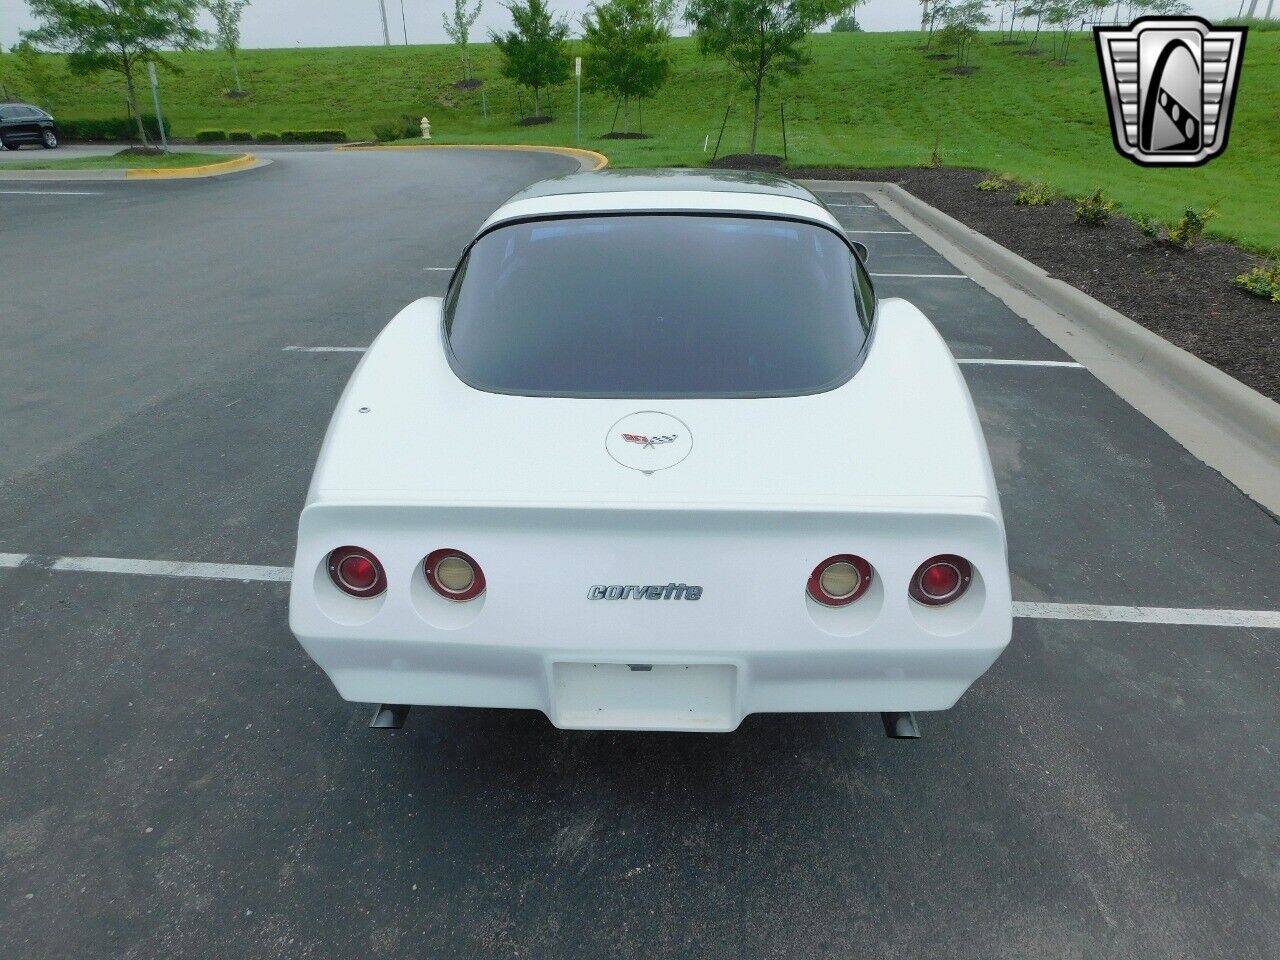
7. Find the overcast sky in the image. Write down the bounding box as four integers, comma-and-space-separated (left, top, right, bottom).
0, 0, 1253, 51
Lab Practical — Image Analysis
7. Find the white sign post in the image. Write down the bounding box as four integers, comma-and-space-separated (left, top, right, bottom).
575, 56, 582, 146
147, 62, 169, 152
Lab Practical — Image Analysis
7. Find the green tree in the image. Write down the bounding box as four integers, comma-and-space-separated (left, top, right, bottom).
940, 0, 989, 66
581, 0, 673, 134
442, 0, 483, 82
205, 0, 249, 92
491, 0, 571, 117
830, 12, 861, 30
686, 0, 853, 155
23, 0, 206, 147
9, 40, 60, 106
1045, 0, 1087, 61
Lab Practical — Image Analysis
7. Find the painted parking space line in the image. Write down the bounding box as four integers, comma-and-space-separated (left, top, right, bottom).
3, 552, 1278, 628
958, 359, 1085, 368
0, 189, 104, 196
1012, 601, 1280, 629
872, 272, 970, 279
0, 552, 290, 583
284, 346, 367, 353
424, 266, 454, 272
847, 230, 913, 235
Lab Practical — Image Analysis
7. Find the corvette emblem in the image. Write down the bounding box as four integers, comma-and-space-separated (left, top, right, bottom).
622, 433, 678, 449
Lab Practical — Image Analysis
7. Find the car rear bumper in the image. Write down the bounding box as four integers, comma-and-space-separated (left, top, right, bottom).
295, 633, 1008, 732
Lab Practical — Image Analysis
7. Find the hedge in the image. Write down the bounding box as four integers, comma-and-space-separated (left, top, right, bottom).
255, 131, 281, 142
227, 130, 254, 142
280, 129, 347, 143
194, 129, 229, 143
57, 116, 170, 142
372, 116, 419, 142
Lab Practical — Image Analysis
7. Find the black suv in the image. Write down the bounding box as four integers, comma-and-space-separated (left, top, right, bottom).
0, 103, 58, 150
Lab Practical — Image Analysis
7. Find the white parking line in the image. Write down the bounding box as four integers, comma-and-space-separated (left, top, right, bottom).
0, 189, 104, 196
3, 552, 1278, 628
0, 553, 290, 583
1012, 601, 1280, 629
958, 359, 1085, 368
424, 267, 454, 272
284, 346, 367, 353
871, 272, 969, 279
847, 230, 912, 235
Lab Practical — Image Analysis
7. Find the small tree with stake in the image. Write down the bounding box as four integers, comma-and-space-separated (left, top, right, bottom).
24, 0, 206, 148
581, 0, 673, 135
205, 0, 249, 94
443, 0, 483, 84
491, 0, 571, 119
686, 0, 853, 156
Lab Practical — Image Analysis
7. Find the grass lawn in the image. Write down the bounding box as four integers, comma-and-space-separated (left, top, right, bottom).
4, 150, 236, 170
2, 31, 1277, 250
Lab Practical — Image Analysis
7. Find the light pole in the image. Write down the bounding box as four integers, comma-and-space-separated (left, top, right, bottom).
400, 0, 409, 43
575, 56, 582, 146
147, 62, 169, 153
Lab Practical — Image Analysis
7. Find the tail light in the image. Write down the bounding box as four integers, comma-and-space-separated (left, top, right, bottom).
910, 555, 972, 606
807, 555, 873, 606
424, 549, 486, 601
327, 546, 386, 598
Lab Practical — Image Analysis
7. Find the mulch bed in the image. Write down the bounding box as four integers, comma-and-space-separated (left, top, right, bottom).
739, 163, 1278, 402
518, 115, 553, 127
452, 78, 483, 90
713, 153, 784, 170
602, 131, 652, 140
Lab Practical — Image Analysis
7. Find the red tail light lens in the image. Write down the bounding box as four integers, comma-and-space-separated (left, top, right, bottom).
328, 546, 386, 598
807, 555, 873, 606
910, 555, 972, 606
424, 549, 486, 602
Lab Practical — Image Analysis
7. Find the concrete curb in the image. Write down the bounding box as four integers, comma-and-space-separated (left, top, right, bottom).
335, 142, 609, 172
800, 178, 1280, 513
0, 153, 268, 182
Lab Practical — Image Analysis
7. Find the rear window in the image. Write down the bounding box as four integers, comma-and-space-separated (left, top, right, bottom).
443, 214, 873, 398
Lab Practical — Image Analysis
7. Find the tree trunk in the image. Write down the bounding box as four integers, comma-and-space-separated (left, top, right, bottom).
534, 87, 541, 116
623, 95, 629, 134
749, 77, 762, 154
123, 62, 150, 147
231, 54, 242, 92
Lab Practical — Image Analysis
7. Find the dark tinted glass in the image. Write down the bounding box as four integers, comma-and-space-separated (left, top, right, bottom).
445, 214, 871, 398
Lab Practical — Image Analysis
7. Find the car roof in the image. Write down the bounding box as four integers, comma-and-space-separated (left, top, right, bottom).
482, 168, 837, 233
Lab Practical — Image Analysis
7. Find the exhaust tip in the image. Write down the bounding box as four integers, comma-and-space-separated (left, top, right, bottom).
880, 711, 921, 739
370, 704, 411, 729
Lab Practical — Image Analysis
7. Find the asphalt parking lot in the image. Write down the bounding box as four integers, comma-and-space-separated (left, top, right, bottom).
2, 151, 1277, 959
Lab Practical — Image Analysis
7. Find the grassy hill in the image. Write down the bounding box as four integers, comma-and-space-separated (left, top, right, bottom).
3, 31, 1278, 250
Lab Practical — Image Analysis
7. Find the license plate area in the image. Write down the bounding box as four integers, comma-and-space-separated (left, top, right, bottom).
551, 662, 737, 731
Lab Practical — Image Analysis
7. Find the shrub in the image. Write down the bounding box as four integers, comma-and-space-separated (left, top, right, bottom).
227, 129, 254, 142
57, 116, 170, 142
927, 134, 943, 168
1014, 182, 1056, 206
1132, 213, 1161, 238
194, 129, 229, 143
1234, 262, 1280, 303
976, 175, 1010, 192
1074, 189, 1118, 226
255, 130, 281, 142
280, 129, 347, 143
371, 115, 420, 142
1163, 207, 1216, 250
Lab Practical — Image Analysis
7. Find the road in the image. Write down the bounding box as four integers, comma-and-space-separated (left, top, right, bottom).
1, 149, 1277, 960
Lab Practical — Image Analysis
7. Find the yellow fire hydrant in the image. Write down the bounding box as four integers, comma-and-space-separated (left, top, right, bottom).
420, 116, 432, 141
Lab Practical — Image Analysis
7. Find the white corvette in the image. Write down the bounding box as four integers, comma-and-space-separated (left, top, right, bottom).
289, 170, 1012, 735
